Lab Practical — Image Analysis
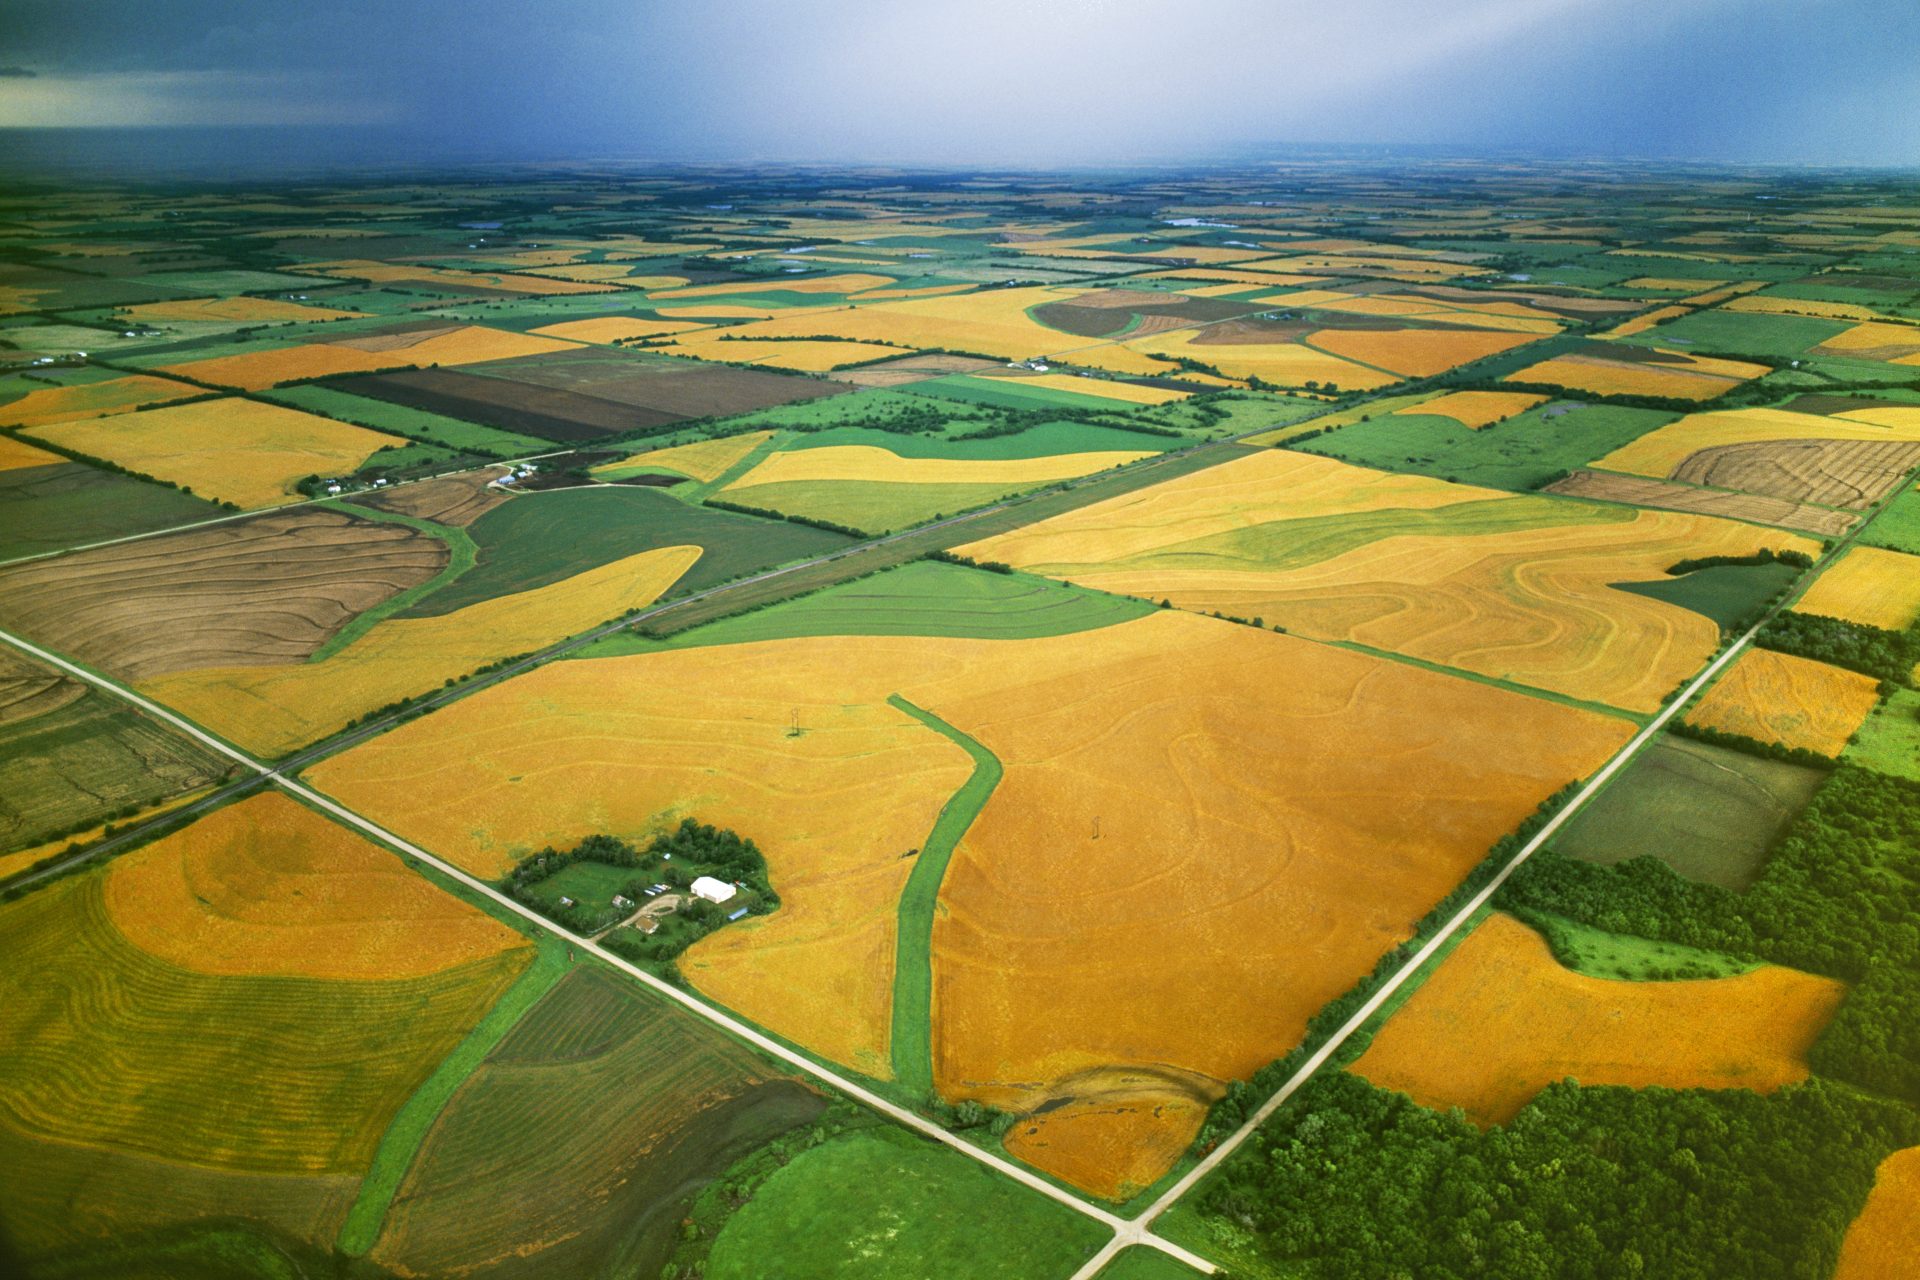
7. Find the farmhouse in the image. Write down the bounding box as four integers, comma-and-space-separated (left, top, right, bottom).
690, 875, 737, 904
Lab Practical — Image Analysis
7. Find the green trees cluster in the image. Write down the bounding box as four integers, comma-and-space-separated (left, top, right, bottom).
1666, 547, 1814, 575
1194, 1073, 1916, 1280
1500, 765, 1920, 1101
1758, 610, 1920, 683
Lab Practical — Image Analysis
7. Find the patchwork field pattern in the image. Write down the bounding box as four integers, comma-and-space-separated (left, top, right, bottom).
1350, 913, 1845, 1124
0, 373, 203, 428
961, 449, 1814, 711
1506, 344, 1768, 400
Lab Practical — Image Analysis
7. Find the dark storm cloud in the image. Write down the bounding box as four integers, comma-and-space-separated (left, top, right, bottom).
1, 0, 1916, 169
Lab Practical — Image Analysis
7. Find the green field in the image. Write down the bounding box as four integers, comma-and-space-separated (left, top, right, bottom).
586, 559, 1154, 656
1863, 482, 1920, 555
782, 418, 1178, 459
0, 871, 527, 1262
265, 384, 551, 457
1615, 560, 1802, 630
367, 967, 823, 1280
514, 859, 637, 917
134, 268, 324, 295
399, 485, 853, 617
1292, 400, 1677, 491
0, 679, 230, 856
0, 460, 225, 563
1514, 909, 1758, 980
902, 372, 1140, 412
1551, 736, 1825, 890
1617, 307, 1849, 358
1844, 688, 1920, 782
886, 695, 1002, 1095
702, 1127, 1107, 1280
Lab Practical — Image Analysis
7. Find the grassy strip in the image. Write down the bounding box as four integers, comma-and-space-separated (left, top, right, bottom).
684, 430, 786, 502
887, 695, 1002, 1095
1322, 637, 1649, 725
308, 500, 478, 662
335, 934, 572, 1255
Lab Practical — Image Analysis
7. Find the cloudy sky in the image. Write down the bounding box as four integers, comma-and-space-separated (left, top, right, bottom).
2, 0, 1917, 171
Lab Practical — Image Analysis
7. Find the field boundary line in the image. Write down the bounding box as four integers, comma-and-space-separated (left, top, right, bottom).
0, 621, 1215, 1275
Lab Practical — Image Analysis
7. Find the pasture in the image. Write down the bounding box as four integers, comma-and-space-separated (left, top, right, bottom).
1506, 343, 1768, 399
1350, 913, 1842, 1124
1845, 689, 1920, 783
0, 457, 224, 561
1551, 737, 1825, 890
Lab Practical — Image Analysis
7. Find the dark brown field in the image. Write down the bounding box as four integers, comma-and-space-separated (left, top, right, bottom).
0, 508, 448, 682
354, 466, 512, 527
334, 368, 658, 441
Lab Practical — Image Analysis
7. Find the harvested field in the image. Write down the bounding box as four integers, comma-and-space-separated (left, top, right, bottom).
593, 429, 772, 483
1553, 737, 1824, 890
1794, 545, 1920, 630
1672, 439, 1920, 511
328, 323, 579, 367
0, 869, 527, 1240
1507, 346, 1767, 400
0, 373, 203, 428
1601, 304, 1693, 338
1685, 648, 1881, 757
0, 434, 62, 471
160, 342, 397, 390
528, 315, 707, 343
0, 647, 228, 855
961, 449, 1815, 712
1001, 1071, 1212, 1202
369, 969, 823, 1280
654, 271, 895, 299
1401, 389, 1547, 429
1309, 325, 1537, 377
1835, 1147, 1920, 1280
1814, 320, 1920, 364
1350, 913, 1844, 1125
144, 543, 700, 756
1136, 326, 1393, 390
1591, 406, 1920, 508
0, 506, 448, 682
1545, 469, 1858, 537
27, 398, 405, 509
103, 791, 525, 980
353, 465, 512, 527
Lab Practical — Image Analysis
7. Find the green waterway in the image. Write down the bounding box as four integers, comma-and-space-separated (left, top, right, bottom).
886, 695, 1002, 1095
310, 500, 477, 662
336, 934, 572, 1254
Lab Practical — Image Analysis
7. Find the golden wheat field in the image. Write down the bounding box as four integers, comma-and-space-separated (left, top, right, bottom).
1834, 1148, 1920, 1280
159, 342, 398, 390
1309, 326, 1535, 377
140, 544, 701, 756
0, 373, 205, 429
592, 429, 773, 483
1349, 913, 1845, 1125
527, 315, 708, 343
1399, 389, 1547, 429
26, 397, 404, 509
651, 271, 896, 299
124, 296, 365, 325
1794, 545, 1920, 631
1124, 328, 1393, 390
723, 442, 1153, 492
103, 791, 526, 981
0, 433, 65, 471
656, 335, 916, 371
1600, 305, 1693, 338
1684, 648, 1881, 757
1506, 348, 1767, 399
962, 449, 1814, 711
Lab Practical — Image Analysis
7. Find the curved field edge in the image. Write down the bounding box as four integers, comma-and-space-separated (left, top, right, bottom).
308, 501, 478, 663
336, 934, 572, 1254
887, 695, 1003, 1095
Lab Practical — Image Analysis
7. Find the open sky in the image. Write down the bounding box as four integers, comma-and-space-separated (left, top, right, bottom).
2, 0, 1917, 171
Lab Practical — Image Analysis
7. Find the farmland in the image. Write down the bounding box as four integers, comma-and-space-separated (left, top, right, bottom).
1349, 912, 1844, 1124
960, 448, 1815, 712
1549, 737, 1825, 890
6, 153, 1920, 1278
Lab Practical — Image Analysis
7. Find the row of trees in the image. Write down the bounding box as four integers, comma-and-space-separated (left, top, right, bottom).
1758, 610, 1920, 684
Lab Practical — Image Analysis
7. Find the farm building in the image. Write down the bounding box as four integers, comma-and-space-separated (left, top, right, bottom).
691, 875, 737, 904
